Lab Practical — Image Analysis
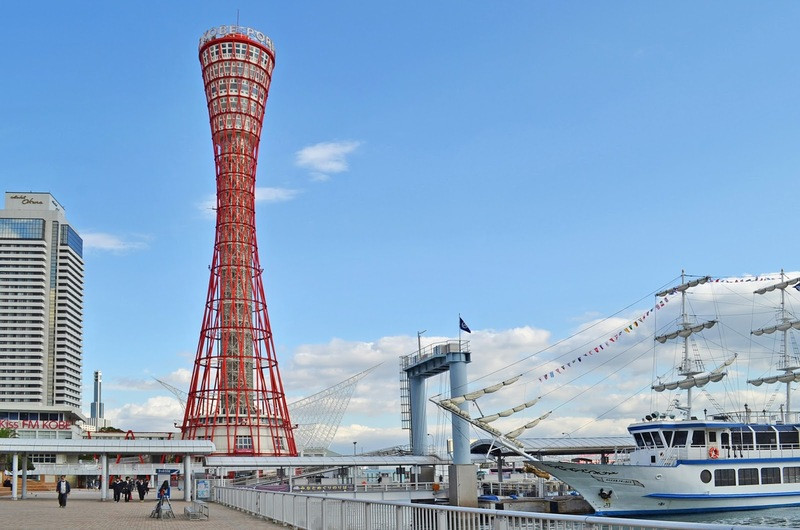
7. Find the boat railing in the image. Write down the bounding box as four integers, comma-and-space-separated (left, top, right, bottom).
716, 409, 800, 424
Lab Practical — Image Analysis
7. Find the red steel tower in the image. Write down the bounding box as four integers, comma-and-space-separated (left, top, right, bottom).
182, 25, 297, 456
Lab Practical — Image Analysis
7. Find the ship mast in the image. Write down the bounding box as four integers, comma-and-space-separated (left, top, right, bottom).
749, 269, 800, 422
653, 271, 725, 420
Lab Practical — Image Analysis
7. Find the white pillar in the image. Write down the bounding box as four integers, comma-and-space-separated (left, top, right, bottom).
100, 454, 109, 501
11, 453, 18, 500
183, 455, 192, 501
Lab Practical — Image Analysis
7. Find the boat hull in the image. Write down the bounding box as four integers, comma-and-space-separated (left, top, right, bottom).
534, 459, 800, 516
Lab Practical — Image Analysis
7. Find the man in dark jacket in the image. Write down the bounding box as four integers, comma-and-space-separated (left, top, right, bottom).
56, 475, 71, 507
111, 477, 123, 502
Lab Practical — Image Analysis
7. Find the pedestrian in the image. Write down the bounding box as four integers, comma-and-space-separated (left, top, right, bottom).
158, 479, 169, 499
136, 478, 147, 501
122, 477, 131, 502
111, 477, 123, 502
56, 475, 71, 508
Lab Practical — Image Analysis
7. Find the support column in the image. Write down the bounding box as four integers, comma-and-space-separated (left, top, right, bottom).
11, 453, 18, 500
100, 454, 109, 501
183, 455, 192, 501
409, 375, 427, 456
21, 454, 27, 499
449, 355, 470, 465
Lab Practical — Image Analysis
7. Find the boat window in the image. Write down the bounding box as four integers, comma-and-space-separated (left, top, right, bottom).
633, 432, 646, 448
708, 431, 717, 443
663, 431, 674, 447
778, 429, 799, 449
731, 429, 754, 450
738, 468, 759, 486
714, 469, 735, 486
721, 432, 730, 447
642, 432, 655, 448
700, 470, 712, 483
652, 432, 664, 448
691, 430, 706, 447
755, 430, 777, 449
672, 431, 688, 447
783, 467, 800, 483
761, 467, 781, 485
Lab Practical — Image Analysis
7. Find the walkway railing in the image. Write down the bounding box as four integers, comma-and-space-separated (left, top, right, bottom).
211, 485, 763, 530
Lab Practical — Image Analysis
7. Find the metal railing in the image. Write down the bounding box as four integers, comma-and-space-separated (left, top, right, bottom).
211, 485, 766, 530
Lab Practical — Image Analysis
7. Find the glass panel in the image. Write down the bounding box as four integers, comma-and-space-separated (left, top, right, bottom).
738, 468, 759, 485
0, 218, 45, 239
714, 469, 735, 486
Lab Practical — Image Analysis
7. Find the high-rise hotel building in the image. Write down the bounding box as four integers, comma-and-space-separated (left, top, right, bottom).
0, 192, 84, 410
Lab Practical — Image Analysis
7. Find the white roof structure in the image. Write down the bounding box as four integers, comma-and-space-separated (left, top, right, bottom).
205, 455, 443, 467
0, 438, 215, 455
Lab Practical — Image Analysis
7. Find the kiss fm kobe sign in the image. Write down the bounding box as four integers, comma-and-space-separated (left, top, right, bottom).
0, 419, 72, 430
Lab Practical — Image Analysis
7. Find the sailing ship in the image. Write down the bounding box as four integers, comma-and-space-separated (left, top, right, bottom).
444, 271, 800, 516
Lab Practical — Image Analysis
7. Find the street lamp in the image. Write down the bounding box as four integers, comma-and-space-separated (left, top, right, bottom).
417, 330, 426, 356
353, 441, 357, 456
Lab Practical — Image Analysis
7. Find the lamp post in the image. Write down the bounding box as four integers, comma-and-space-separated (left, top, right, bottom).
417, 330, 426, 356
353, 441, 357, 455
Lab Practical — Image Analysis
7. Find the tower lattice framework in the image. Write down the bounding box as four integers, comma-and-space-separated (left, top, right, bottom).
182, 25, 296, 456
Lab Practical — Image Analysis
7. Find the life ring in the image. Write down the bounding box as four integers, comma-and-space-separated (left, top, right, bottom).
708, 446, 719, 459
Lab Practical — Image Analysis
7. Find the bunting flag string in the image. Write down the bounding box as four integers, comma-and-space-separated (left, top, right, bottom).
533, 274, 790, 384
537, 295, 671, 383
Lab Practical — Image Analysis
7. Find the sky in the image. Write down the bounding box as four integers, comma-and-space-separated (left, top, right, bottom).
3, 2, 800, 456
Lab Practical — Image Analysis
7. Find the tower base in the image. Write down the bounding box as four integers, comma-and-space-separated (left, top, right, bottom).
448, 464, 478, 507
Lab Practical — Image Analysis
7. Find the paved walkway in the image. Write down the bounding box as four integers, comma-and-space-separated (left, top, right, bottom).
0, 489, 286, 529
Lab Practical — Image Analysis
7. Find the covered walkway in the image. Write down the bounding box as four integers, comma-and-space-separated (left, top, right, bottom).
0, 439, 214, 502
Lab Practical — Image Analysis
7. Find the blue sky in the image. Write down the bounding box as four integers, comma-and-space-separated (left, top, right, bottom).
3, 2, 800, 454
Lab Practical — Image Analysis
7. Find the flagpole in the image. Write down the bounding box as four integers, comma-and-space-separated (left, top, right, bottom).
458, 313, 462, 350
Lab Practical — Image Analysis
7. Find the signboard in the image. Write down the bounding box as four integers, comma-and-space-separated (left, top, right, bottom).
195, 479, 210, 500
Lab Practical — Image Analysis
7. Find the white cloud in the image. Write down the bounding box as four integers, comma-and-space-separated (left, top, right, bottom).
255, 187, 300, 203
295, 140, 361, 181
104, 395, 184, 432
82, 232, 149, 253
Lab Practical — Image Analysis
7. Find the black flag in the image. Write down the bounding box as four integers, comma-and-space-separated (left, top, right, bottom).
459, 317, 471, 333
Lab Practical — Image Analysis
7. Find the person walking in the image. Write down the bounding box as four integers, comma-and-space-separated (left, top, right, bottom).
122, 477, 131, 502
136, 478, 147, 502
56, 475, 71, 508
111, 477, 123, 502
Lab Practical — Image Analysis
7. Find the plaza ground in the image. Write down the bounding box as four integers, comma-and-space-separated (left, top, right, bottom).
0, 489, 284, 529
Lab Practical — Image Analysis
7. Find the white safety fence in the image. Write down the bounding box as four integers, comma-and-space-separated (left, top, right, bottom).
211, 485, 769, 530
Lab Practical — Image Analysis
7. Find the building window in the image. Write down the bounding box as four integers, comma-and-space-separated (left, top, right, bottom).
59, 225, 83, 258
235, 435, 253, 450
29, 453, 56, 463
0, 218, 45, 240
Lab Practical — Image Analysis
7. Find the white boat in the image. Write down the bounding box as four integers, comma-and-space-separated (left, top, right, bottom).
452, 271, 800, 516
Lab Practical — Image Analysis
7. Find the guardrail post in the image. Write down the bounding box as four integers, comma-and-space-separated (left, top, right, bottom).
395, 504, 404, 529
365, 501, 373, 529
492, 515, 509, 530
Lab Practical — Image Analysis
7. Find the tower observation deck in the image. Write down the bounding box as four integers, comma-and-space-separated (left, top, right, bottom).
181, 25, 296, 456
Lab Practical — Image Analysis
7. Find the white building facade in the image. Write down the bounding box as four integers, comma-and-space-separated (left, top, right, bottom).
0, 192, 84, 411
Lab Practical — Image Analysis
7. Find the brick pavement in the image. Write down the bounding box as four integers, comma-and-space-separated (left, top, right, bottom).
0, 489, 286, 529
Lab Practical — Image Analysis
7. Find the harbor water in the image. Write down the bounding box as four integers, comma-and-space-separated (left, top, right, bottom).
646, 507, 800, 528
